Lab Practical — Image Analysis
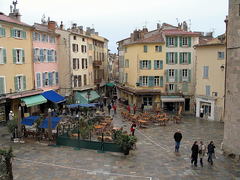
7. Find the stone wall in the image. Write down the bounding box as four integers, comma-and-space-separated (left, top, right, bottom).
223, 0, 240, 160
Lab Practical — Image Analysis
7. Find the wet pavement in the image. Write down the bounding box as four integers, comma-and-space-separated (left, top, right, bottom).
0, 106, 240, 180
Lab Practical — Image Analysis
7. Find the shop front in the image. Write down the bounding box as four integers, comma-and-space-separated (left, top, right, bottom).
161, 96, 185, 112
196, 96, 216, 120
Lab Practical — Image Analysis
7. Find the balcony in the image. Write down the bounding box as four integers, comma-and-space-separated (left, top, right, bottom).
93, 60, 102, 67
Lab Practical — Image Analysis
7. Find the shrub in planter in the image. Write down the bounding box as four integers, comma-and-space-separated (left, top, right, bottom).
6, 118, 18, 140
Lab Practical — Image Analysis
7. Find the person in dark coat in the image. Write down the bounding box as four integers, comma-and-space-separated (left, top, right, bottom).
107, 104, 111, 115
191, 141, 199, 167
141, 104, 144, 113
174, 130, 182, 152
207, 141, 215, 165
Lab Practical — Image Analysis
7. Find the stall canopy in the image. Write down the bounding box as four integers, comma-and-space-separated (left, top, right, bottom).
75, 90, 100, 104
161, 96, 185, 103
106, 82, 115, 87
21, 95, 47, 107
39, 117, 62, 129
67, 103, 98, 109
41, 90, 65, 103
21, 116, 40, 126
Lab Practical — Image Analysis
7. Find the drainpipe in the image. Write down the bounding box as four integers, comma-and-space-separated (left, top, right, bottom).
223, 17, 228, 122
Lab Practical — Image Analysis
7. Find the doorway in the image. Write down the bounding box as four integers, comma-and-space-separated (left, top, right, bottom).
185, 98, 190, 111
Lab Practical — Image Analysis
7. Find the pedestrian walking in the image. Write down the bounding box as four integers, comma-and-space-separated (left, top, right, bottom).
174, 129, 182, 152
191, 141, 199, 167
100, 102, 104, 112
107, 104, 112, 115
8, 111, 14, 121
207, 141, 215, 165
141, 104, 144, 113
199, 141, 206, 167
113, 104, 117, 114
200, 107, 204, 118
130, 122, 136, 136
133, 104, 137, 114
127, 105, 131, 113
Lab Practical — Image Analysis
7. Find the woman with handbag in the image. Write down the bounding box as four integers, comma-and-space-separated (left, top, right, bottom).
199, 141, 206, 167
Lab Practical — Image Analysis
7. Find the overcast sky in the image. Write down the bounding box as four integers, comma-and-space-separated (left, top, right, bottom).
0, 0, 228, 53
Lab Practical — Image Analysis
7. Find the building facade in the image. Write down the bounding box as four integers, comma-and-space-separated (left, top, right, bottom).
195, 37, 226, 121
32, 22, 59, 92
117, 23, 200, 112
223, 0, 240, 159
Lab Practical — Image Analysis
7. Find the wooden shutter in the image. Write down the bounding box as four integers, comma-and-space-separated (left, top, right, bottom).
22, 31, 26, 39
166, 53, 169, 64
14, 76, 18, 91
154, 60, 157, 70
188, 69, 191, 82
23, 76, 26, 90
139, 76, 143, 86
47, 50, 50, 62
159, 46, 162, 52
179, 69, 182, 82
22, 49, 25, 63
56, 72, 59, 84
0, 77, 5, 94
148, 60, 151, 69
188, 52, 191, 64
3, 48, 6, 64
166, 37, 169, 47
160, 60, 163, 69
55, 50, 57, 61
36, 73, 41, 88
139, 60, 143, 69
144, 45, 148, 52
174, 37, 178, 47
148, 76, 154, 87
188, 37, 192, 47
175, 69, 178, 82
12, 49, 16, 64
166, 70, 169, 83
179, 37, 183, 47
40, 49, 44, 62
49, 72, 53, 86
10, 29, 15, 37
42, 73, 45, 87
160, 76, 163, 87
174, 52, 178, 64
179, 53, 183, 64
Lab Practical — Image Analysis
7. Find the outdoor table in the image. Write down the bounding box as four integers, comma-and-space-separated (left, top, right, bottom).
138, 120, 148, 127
94, 125, 104, 129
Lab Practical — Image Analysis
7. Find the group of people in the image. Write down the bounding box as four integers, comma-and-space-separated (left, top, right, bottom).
126, 104, 145, 114
174, 130, 216, 167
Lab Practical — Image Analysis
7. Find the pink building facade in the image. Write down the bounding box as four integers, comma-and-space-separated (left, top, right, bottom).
32, 22, 59, 92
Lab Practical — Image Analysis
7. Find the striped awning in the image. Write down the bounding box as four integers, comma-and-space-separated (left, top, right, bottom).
21, 95, 47, 107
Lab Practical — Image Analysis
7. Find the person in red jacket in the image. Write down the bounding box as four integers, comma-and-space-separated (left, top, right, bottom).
130, 122, 136, 136
113, 104, 117, 114
133, 104, 137, 114
127, 105, 131, 113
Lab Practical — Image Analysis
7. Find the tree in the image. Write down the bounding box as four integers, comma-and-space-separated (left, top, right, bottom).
0, 147, 14, 180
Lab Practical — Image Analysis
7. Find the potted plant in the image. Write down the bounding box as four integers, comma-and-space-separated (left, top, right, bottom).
6, 118, 17, 140
113, 130, 137, 155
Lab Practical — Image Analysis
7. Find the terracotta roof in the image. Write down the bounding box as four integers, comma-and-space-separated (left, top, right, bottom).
124, 32, 164, 45
195, 38, 225, 47
162, 29, 200, 36
0, 13, 30, 27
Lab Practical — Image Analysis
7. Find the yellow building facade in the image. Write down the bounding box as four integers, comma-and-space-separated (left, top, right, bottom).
195, 37, 226, 121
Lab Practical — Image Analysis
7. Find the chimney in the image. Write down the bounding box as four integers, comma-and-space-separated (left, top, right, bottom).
48, 21, 56, 31
157, 23, 161, 29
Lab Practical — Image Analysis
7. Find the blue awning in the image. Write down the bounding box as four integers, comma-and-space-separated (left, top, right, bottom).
41, 90, 65, 103
67, 103, 98, 109
39, 117, 62, 129
21, 116, 40, 126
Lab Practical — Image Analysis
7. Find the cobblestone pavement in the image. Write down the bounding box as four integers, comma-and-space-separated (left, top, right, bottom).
1, 106, 240, 180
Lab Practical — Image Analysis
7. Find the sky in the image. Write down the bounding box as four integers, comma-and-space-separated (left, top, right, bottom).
0, 0, 228, 53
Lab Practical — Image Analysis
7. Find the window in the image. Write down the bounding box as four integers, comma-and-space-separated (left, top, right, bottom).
182, 69, 188, 81
49, 36, 56, 43
52, 72, 56, 85
43, 49, 47, 62
0, 48, 6, 64
72, 44, 78, 52
154, 76, 160, 86
218, 52, 224, 59
73, 36, 76, 40
88, 44, 93, 50
41, 34, 48, 42
33, 32, 40, 41
0, 77, 6, 94
143, 97, 152, 106
144, 45, 148, 52
82, 58, 88, 69
15, 75, 25, 91
169, 69, 175, 78
84, 74, 87, 85
82, 38, 85, 41
81, 45, 87, 53
155, 46, 162, 52
203, 66, 209, 78
169, 37, 174, 46
42, 72, 49, 86
13, 49, 25, 64
205, 85, 211, 96
182, 53, 188, 64
73, 76, 78, 87
33, 48, 40, 62
73, 58, 79, 70
142, 76, 148, 86
142, 60, 149, 69
169, 52, 175, 64
0, 27, 6, 37
168, 84, 174, 91
125, 59, 129, 68
182, 37, 188, 46
11, 29, 26, 39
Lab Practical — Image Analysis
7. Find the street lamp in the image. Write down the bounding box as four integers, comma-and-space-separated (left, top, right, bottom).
48, 108, 52, 141
18, 106, 22, 138
220, 65, 225, 71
